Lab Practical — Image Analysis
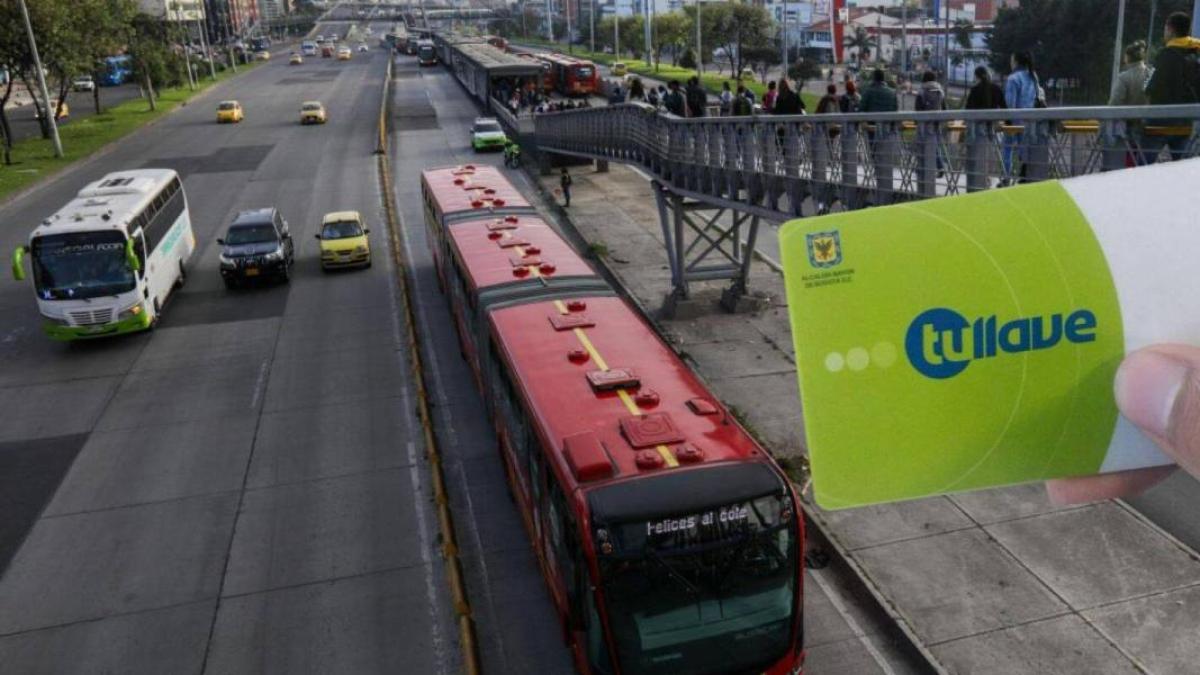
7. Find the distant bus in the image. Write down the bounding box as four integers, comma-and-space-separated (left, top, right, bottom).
250, 36, 271, 52
536, 53, 600, 96
416, 40, 437, 66
99, 55, 131, 86
10, 169, 195, 340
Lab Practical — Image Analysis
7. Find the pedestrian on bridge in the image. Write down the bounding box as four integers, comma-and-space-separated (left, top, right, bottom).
763, 81, 778, 113
859, 69, 898, 114
686, 77, 707, 118
965, 66, 1005, 110
839, 81, 861, 113
1108, 42, 1149, 166
773, 79, 804, 116
560, 168, 572, 207
1003, 51, 1041, 184
719, 81, 733, 116
1144, 12, 1200, 162
663, 80, 686, 117
628, 78, 646, 102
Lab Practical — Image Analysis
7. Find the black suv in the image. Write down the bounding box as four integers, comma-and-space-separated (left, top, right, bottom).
217, 208, 295, 288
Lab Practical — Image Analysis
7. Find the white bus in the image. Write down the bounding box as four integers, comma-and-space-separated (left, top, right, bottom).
10, 168, 195, 340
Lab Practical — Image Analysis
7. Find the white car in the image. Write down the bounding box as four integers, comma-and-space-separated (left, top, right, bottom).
357, 44, 369, 53
72, 75, 95, 92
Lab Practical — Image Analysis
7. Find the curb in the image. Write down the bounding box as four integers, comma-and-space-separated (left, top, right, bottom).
0, 61, 264, 212
523, 170, 947, 675
375, 55, 482, 675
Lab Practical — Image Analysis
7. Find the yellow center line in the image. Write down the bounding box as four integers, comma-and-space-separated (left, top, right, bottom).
553, 300, 569, 315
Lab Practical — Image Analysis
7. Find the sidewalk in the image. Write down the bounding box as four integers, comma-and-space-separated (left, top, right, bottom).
536, 162, 1200, 674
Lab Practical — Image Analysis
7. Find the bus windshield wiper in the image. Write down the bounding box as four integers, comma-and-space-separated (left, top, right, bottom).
644, 546, 700, 596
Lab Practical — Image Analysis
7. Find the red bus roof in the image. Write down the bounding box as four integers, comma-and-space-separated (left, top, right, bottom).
537, 52, 594, 68
490, 296, 767, 490
449, 215, 596, 290
422, 165, 533, 222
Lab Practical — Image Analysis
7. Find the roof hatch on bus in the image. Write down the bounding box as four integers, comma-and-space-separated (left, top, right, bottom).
563, 431, 615, 482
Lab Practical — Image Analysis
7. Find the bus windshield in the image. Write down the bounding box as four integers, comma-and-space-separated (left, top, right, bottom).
575, 66, 594, 79
598, 494, 797, 675
31, 231, 136, 300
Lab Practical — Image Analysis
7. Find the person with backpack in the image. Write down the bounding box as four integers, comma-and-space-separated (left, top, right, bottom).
685, 77, 707, 117
731, 85, 753, 116
838, 80, 860, 113
914, 71, 948, 177
1003, 51, 1040, 184
859, 69, 898, 113
663, 80, 686, 116
1145, 12, 1200, 161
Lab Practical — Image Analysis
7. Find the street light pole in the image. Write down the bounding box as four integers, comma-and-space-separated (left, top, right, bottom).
643, 0, 651, 65
615, 7, 620, 58
197, 15, 215, 80
590, 0, 595, 54
18, 0, 62, 158
695, 0, 702, 74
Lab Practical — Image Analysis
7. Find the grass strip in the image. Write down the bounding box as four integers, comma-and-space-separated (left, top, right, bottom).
0, 62, 260, 202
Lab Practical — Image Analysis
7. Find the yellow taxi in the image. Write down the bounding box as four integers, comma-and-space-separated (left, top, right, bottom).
611, 62, 628, 77
254, 50, 271, 61
315, 211, 371, 270
34, 99, 69, 120
336, 46, 352, 61
300, 100, 327, 124
216, 100, 243, 123
288, 52, 303, 65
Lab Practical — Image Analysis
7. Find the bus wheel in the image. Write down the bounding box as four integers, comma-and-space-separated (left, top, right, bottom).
149, 299, 161, 330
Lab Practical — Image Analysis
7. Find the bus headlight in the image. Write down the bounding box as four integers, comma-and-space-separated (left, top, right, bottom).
118, 303, 143, 320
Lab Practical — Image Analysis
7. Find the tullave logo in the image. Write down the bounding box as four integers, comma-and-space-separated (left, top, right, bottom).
806, 230, 842, 268
905, 307, 1098, 379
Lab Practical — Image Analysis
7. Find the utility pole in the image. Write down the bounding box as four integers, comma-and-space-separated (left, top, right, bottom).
567, 0, 573, 53
18, 0, 62, 158
615, 7, 620, 58
900, 1, 907, 75
197, 15, 215, 80
590, 0, 595, 54
695, 0, 701, 74
644, 0, 651, 64
546, 0, 553, 41
1147, 0, 1157, 49
781, 0, 787, 79
1111, 0, 1127, 94
943, 0, 950, 84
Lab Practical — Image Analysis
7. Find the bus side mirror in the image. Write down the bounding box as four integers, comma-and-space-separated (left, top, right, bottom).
364, 228, 371, 234
125, 238, 141, 272
11, 246, 27, 281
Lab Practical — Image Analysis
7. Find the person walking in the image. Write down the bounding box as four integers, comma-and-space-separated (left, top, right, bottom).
731, 85, 753, 116
1108, 42, 1150, 165
628, 77, 646, 102
1144, 12, 1200, 162
719, 81, 733, 116
763, 80, 778, 113
859, 69, 898, 113
773, 78, 804, 115
663, 80, 686, 116
559, 168, 573, 207
1003, 51, 1040, 184
914, 71, 948, 177
838, 80, 860, 113
816, 84, 839, 113
685, 77, 707, 117
965, 66, 1005, 109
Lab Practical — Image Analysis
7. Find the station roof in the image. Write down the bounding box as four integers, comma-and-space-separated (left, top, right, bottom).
457, 42, 543, 77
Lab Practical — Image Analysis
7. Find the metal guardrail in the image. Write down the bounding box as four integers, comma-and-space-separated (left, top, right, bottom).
534, 103, 1200, 220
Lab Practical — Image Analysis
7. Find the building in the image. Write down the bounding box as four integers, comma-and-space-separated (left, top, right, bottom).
138, 0, 206, 20
203, 0, 261, 39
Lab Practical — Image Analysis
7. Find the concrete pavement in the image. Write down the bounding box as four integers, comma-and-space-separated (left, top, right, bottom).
0, 27, 459, 673
536, 161, 1200, 674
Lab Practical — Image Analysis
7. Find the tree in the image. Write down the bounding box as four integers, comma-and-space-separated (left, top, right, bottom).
651, 12, 688, 70
703, 2, 773, 77
0, 1, 28, 163
788, 58, 822, 92
76, 0, 136, 115
953, 19, 973, 51
842, 26, 877, 69
128, 12, 175, 111
741, 45, 780, 83
987, 0, 1191, 104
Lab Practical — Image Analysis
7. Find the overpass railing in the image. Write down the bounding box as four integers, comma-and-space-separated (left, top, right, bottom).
534, 103, 1200, 220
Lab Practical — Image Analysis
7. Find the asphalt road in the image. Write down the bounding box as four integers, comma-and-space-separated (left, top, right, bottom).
0, 25, 459, 674
4, 83, 143, 146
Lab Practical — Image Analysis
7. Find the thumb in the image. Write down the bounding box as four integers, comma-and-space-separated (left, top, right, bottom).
1115, 345, 1200, 480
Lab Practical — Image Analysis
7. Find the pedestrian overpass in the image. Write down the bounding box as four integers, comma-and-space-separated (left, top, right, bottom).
530, 103, 1199, 306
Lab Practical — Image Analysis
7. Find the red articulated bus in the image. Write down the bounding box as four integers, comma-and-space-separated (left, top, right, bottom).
421, 165, 806, 675
536, 52, 600, 96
